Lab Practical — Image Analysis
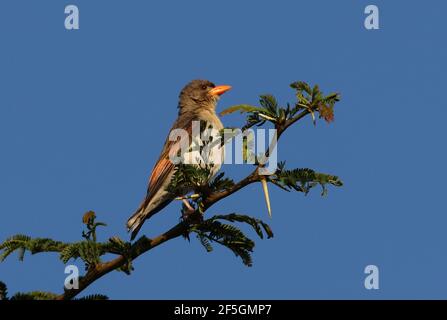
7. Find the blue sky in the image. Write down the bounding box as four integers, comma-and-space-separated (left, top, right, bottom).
1, 0, 446, 299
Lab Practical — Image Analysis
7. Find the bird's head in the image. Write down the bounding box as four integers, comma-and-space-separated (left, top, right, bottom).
178, 79, 231, 114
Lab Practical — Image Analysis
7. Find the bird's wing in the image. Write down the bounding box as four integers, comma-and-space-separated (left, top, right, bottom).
143, 115, 196, 204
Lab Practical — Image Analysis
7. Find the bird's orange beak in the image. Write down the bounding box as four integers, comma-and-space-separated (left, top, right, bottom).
209, 85, 232, 96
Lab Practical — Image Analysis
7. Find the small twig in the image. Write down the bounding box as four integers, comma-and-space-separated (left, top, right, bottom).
175, 194, 200, 200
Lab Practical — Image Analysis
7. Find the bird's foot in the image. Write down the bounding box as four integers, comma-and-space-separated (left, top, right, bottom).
182, 199, 195, 212
181, 199, 203, 224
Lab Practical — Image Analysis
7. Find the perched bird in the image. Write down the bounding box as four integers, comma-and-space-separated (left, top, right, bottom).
127, 79, 232, 239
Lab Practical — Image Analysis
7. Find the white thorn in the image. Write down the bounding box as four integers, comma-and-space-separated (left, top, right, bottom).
261, 177, 272, 218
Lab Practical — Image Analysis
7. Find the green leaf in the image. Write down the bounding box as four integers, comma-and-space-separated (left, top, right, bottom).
290, 81, 312, 95
60, 243, 82, 264
208, 172, 235, 193
220, 104, 267, 116
272, 162, 343, 195
0, 281, 8, 300
259, 95, 278, 116
59, 241, 103, 269
11, 291, 58, 300
168, 164, 213, 195
189, 213, 274, 267
0, 235, 66, 262
197, 234, 213, 252
191, 221, 254, 266
211, 213, 274, 239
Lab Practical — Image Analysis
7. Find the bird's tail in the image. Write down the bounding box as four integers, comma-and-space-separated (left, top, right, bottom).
127, 207, 148, 241
127, 198, 171, 240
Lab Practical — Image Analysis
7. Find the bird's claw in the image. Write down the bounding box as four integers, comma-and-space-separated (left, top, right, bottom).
181, 199, 197, 220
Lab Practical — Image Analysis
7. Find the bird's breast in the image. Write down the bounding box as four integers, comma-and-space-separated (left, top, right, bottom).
181, 111, 224, 177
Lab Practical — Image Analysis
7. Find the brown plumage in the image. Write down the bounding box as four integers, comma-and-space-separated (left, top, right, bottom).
127, 80, 232, 239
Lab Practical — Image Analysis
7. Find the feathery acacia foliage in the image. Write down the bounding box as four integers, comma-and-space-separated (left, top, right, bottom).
0, 280, 108, 301
189, 213, 274, 267
221, 81, 340, 129
0, 80, 343, 299
271, 162, 343, 196
0, 281, 7, 300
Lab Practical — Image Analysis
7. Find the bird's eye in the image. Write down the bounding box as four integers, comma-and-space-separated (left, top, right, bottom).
201, 85, 208, 90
